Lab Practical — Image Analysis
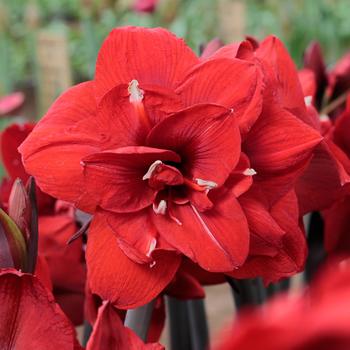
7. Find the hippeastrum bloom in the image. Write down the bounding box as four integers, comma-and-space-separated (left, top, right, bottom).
215, 260, 350, 350
20, 27, 321, 306
0, 123, 86, 325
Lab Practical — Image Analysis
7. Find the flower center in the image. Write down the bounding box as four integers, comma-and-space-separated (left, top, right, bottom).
143, 160, 217, 223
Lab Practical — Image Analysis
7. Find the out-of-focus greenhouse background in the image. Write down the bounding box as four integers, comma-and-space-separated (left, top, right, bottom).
0, 0, 350, 178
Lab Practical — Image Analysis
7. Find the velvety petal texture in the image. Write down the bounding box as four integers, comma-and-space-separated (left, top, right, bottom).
0, 269, 79, 350
95, 26, 199, 101
86, 212, 181, 309
19, 82, 100, 213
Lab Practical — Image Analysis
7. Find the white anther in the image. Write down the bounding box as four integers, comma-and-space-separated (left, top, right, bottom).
320, 114, 330, 122
146, 238, 157, 257
149, 261, 156, 268
195, 178, 217, 190
304, 96, 312, 106
243, 168, 257, 176
128, 79, 144, 103
153, 200, 167, 215
143, 160, 163, 180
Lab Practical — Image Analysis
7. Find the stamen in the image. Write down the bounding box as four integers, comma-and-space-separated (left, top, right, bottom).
153, 200, 167, 215
128, 79, 152, 130
195, 178, 217, 191
304, 96, 312, 106
128, 79, 144, 103
143, 160, 163, 180
149, 261, 156, 268
146, 238, 157, 257
183, 178, 207, 192
243, 168, 257, 176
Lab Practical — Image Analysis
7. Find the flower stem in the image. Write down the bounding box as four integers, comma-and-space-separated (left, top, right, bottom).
187, 299, 209, 350
124, 300, 155, 341
167, 297, 192, 350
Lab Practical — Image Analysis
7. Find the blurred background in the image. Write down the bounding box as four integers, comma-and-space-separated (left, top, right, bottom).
1, 0, 350, 117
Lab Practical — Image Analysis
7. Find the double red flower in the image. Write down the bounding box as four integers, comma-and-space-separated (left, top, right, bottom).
20, 27, 322, 308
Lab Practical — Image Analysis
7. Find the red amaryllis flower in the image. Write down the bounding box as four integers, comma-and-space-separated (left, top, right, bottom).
0, 123, 86, 325
0, 92, 25, 117
19, 27, 321, 306
0, 269, 163, 350
215, 260, 350, 350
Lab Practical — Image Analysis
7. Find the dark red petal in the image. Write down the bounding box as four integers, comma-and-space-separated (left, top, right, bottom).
230, 190, 306, 284
176, 58, 263, 133
86, 212, 181, 309
105, 209, 158, 264
82, 146, 180, 213
0, 269, 79, 350
87, 301, 164, 350
244, 103, 322, 174
327, 52, 350, 99
303, 41, 328, 105
95, 26, 198, 102
296, 140, 350, 214
323, 196, 350, 256
19, 82, 101, 213
153, 191, 249, 272
333, 97, 350, 156
38, 214, 85, 287
147, 104, 241, 187
0, 123, 34, 181
166, 268, 205, 299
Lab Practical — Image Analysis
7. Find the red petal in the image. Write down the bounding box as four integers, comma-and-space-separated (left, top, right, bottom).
166, 267, 205, 299
230, 190, 306, 284
333, 97, 350, 156
244, 103, 322, 174
327, 52, 350, 99
323, 196, 350, 256
256, 36, 308, 123
176, 58, 263, 133
82, 146, 180, 213
0, 269, 79, 350
298, 68, 317, 98
296, 140, 350, 214
147, 104, 241, 187
97, 84, 184, 147
153, 190, 249, 271
106, 209, 158, 264
303, 41, 328, 100
19, 82, 101, 213
207, 40, 255, 60
87, 301, 164, 350
0, 123, 34, 181
86, 212, 181, 309
95, 26, 198, 102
